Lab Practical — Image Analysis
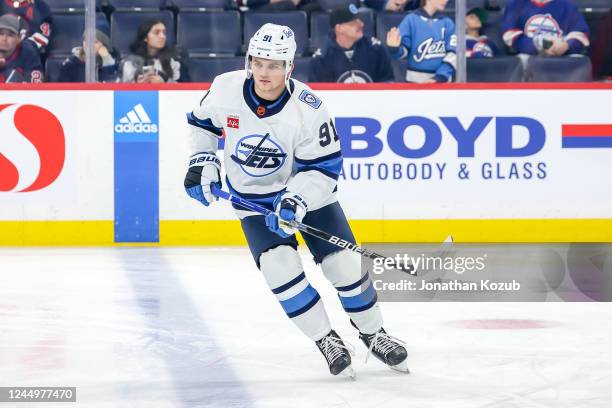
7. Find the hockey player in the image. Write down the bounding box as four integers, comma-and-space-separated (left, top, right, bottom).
386, 0, 457, 83
184, 23, 408, 378
0, 14, 43, 83
501, 0, 590, 56
0, 0, 53, 55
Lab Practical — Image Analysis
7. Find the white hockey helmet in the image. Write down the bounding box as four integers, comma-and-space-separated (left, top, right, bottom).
245, 23, 297, 83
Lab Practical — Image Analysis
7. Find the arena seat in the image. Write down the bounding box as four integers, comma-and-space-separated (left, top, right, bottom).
178, 11, 241, 56
50, 14, 86, 56
291, 56, 311, 83
574, 0, 611, 11
525, 56, 593, 82
45, 56, 67, 82
482, 10, 505, 55
187, 57, 244, 82
467, 56, 523, 82
165, 0, 229, 10
106, 0, 163, 10
46, 0, 87, 12
50, 13, 107, 56
375, 12, 408, 42
111, 10, 175, 54
391, 59, 407, 82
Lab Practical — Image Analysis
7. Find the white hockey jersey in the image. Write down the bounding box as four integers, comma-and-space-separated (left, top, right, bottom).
187, 70, 343, 218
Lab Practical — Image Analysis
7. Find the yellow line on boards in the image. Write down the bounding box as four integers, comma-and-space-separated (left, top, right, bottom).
0, 221, 114, 246
0, 219, 610, 245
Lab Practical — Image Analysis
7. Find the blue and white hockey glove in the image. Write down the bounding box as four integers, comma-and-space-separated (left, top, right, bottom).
184, 152, 221, 207
265, 192, 307, 238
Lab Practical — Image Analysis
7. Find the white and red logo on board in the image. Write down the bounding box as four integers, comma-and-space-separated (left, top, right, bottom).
227, 115, 240, 129
0, 104, 65, 192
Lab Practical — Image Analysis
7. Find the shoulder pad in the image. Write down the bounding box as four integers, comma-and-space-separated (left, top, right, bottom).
297, 89, 322, 110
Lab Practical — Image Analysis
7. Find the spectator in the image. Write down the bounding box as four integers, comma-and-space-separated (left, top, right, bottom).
121, 20, 190, 83
501, 0, 590, 56
466, 7, 498, 58
58, 20, 120, 83
364, 0, 419, 13
0, 0, 52, 56
386, 0, 456, 83
309, 4, 394, 82
0, 14, 43, 82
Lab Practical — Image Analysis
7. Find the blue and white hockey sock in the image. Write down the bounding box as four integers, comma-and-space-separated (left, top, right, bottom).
322, 250, 383, 335
260, 245, 332, 341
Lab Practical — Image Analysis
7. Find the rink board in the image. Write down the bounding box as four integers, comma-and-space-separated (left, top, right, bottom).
0, 83, 611, 245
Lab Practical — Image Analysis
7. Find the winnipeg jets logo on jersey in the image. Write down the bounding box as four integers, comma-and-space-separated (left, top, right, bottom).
230, 133, 287, 177
525, 14, 562, 38
413, 37, 447, 63
337, 70, 373, 83
470, 41, 494, 57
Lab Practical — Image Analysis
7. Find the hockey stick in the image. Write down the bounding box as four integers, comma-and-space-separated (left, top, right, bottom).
211, 184, 417, 275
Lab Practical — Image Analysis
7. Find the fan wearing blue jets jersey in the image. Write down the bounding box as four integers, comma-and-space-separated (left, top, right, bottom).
183, 23, 409, 379
501, 0, 590, 56
386, 0, 457, 82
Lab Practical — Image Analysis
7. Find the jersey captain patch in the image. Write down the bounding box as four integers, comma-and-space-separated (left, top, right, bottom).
298, 90, 322, 110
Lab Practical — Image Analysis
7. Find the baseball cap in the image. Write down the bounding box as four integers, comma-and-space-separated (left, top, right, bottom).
467, 7, 488, 25
0, 14, 20, 34
330, 4, 360, 28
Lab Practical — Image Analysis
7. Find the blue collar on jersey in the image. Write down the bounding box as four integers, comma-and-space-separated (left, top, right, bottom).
243, 78, 295, 119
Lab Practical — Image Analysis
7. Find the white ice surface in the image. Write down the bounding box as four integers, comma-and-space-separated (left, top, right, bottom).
1, 247, 611, 408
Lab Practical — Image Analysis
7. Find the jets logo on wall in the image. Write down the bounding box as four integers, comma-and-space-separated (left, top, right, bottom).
230, 133, 287, 177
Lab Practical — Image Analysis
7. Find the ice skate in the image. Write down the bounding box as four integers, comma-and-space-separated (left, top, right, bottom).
360, 328, 409, 373
315, 330, 356, 379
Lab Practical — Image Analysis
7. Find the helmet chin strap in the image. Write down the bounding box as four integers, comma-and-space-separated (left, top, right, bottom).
284, 61, 294, 95
245, 55, 253, 79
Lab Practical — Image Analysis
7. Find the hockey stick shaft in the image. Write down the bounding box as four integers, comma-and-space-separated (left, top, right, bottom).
211, 185, 415, 274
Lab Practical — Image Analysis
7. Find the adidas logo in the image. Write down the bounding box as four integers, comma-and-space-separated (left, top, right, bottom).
115, 103, 158, 133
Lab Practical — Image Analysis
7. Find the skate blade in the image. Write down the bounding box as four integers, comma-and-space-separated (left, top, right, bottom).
390, 360, 410, 374
339, 365, 356, 380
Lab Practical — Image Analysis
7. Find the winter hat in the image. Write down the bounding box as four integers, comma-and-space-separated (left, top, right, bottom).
467, 7, 488, 25
95, 18, 111, 49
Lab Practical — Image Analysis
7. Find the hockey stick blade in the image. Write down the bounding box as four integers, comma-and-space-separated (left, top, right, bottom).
210, 185, 417, 276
